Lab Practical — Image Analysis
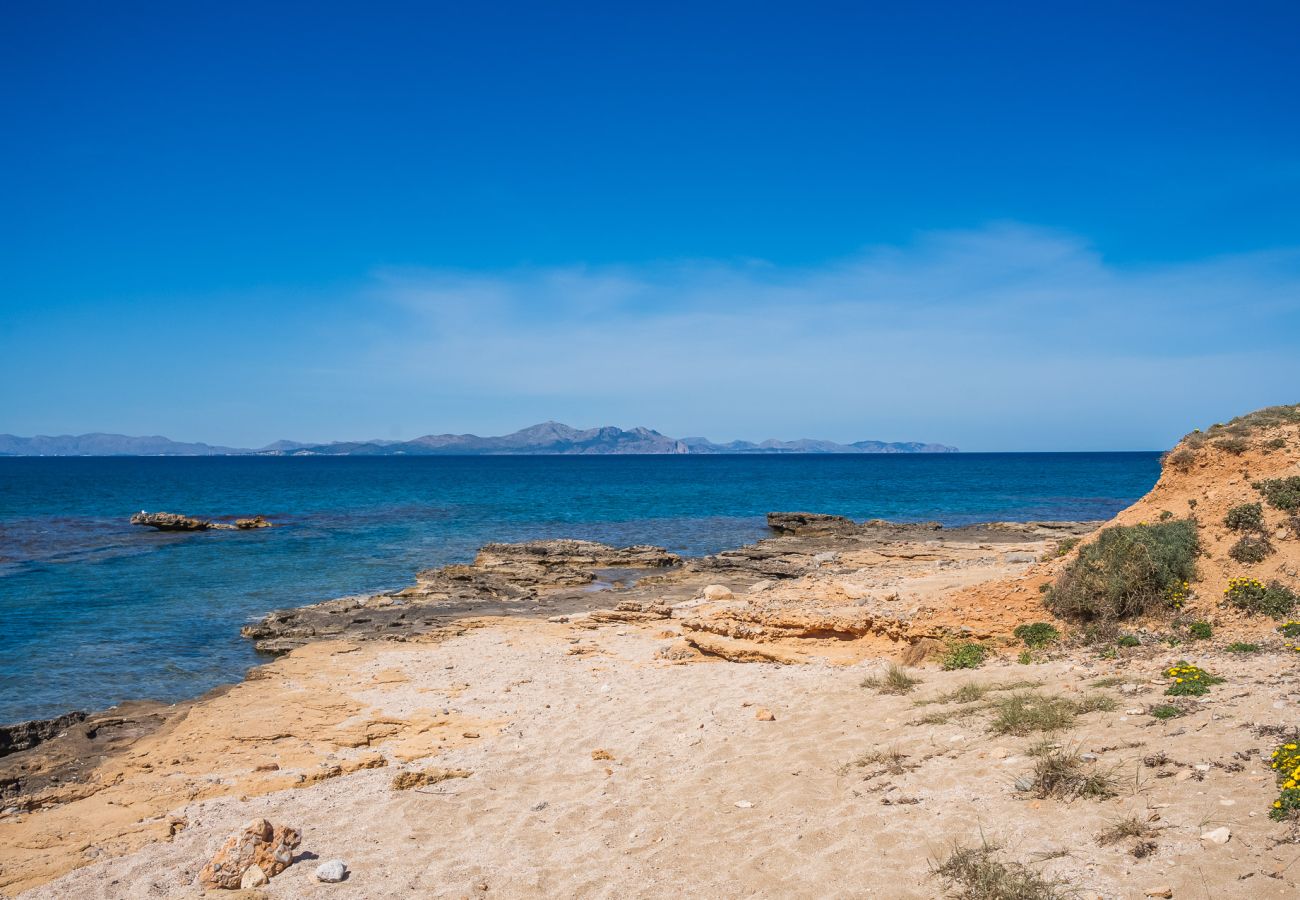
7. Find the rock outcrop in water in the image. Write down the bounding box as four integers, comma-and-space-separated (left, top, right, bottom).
241, 539, 682, 653
130, 511, 273, 531
765, 511, 858, 535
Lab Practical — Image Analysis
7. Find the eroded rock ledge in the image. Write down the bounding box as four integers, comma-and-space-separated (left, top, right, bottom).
241, 539, 682, 653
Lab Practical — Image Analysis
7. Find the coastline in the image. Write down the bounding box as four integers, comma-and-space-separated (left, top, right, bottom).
0, 515, 1109, 895
5, 455, 1299, 898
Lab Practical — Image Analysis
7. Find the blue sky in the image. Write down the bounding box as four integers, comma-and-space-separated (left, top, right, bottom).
2, 2, 1298, 450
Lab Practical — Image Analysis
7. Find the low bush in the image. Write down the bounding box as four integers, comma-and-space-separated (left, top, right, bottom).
1279, 622, 1300, 639
1164, 661, 1224, 697
1116, 634, 1141, 648
1164, 448, 1196, 472
1044, 519, 1199, 621
1224, 502, 1265, 532
1216, 437, 1249, 455
1187, 621, 1212, 639
1226, 642, 1260, 653
1255, 476, 1300, 512
1270, 738, 1300, 821
1225, 577, 1299, 619
941, 641, 988, 670
1229, 534, 1274, 563
1013, 622, 1060, 649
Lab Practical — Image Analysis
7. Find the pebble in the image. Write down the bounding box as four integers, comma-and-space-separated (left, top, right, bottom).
1193, 763, 1211, 772
315, 860, 348, 883
1201, 826, 1231, 845
1143, 887, 1173, 898
755, 708, 776, 721
734, 800, 753, 809
1013, 776, 1036, 792
1080, 752, 1098, 762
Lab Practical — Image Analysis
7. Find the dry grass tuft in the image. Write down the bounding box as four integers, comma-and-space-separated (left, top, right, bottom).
861, 664, 922, 695
931, 840, 1067, 899
1029, 746, 1116, 800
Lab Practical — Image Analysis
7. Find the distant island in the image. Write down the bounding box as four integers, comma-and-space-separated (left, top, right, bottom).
0, 422, 957, 456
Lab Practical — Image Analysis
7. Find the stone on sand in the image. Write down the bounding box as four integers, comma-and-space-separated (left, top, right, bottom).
315, 859, 348, 883
198, 818, 301, 890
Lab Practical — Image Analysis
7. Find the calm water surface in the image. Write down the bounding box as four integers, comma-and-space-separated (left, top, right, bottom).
0, 453, 1160, 722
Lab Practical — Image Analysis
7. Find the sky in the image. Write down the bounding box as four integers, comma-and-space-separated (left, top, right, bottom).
2, 2, 1298, 451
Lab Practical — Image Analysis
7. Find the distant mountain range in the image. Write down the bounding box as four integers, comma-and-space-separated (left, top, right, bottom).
0, 423, 957, 456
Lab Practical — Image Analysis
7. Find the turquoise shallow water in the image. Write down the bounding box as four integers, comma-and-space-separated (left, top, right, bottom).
0, 453, 1161, 722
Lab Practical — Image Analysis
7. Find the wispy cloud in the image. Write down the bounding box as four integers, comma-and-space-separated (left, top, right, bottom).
342, 223, 1300, 449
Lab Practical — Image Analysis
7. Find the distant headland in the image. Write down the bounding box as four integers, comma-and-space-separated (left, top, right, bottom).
0, 422, 957, 456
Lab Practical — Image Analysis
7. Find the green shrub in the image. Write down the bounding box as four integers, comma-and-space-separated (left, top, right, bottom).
1279, 622, 1300, 638
1013, 622, 1060, 649
1150, 704, 1184, 720
1017, 650, 1032, 665
1255, 476, 1300, 512
1270, 738, 1300, 821
1187, 621, 1212, 640
861, 664, 922, 694
1266, 436, 1288, 450
941, 641, 988, 670
1216, 437, 1249, 455
1225, 577, 1299, 619
1117, 634, 1141, 648
1164, 661, 1224, 696
1229, 534, 1274, 563
1042, 536, 1080, 560
1224, 502, 1265, 532
1044, 519, 1199, 621
1226, 642, 1260, 653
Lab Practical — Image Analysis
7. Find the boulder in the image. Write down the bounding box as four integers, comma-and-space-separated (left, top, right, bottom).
765, 512, 857, 535
198, 818, 301, 890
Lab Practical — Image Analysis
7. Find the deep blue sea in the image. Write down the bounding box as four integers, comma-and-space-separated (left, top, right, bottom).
0, 453, 1161, 722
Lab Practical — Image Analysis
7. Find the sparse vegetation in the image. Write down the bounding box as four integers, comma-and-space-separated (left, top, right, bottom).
1279, 622, 1300, 639
1229, 534, 1274, 563
1266, 436, 1288, 450
1150, 704, 1184, 720
1042, 537, 1080, 561
1013, 622, 1060, 649
1164, 448, 1196, 472
989, 693, 1077, 735
861, 664, 922, 695
1226, 642, 1260, 654
1215, 437, 1249, 455
1225, 577, 1298, 619
1096, 814, 1159, 851
1164, 662, 1223, 697
988, 691, 1115, 736
1044, 519, 1199, 622
1028, 745, 1116, 800
1255, 476, 1300, 512
1187, 621, 1212, 640
1116, 634, 1141, 648
942, 641, 989, 670
1224, 502, 1265, 532
931, 841, 1066, 900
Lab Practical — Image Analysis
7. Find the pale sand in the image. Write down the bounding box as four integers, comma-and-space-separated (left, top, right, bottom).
14, 617, 1300, 899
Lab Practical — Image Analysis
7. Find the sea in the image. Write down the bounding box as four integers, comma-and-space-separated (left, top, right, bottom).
0, 453, 1161, 723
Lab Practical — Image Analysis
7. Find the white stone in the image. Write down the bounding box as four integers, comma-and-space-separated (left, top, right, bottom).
701, 584, 734, 601
240, 865, 269, 889
1201, 826, 1231, 845
748, 580, 773, 594
734, 800, 753, 809
316, 859, 348, 883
